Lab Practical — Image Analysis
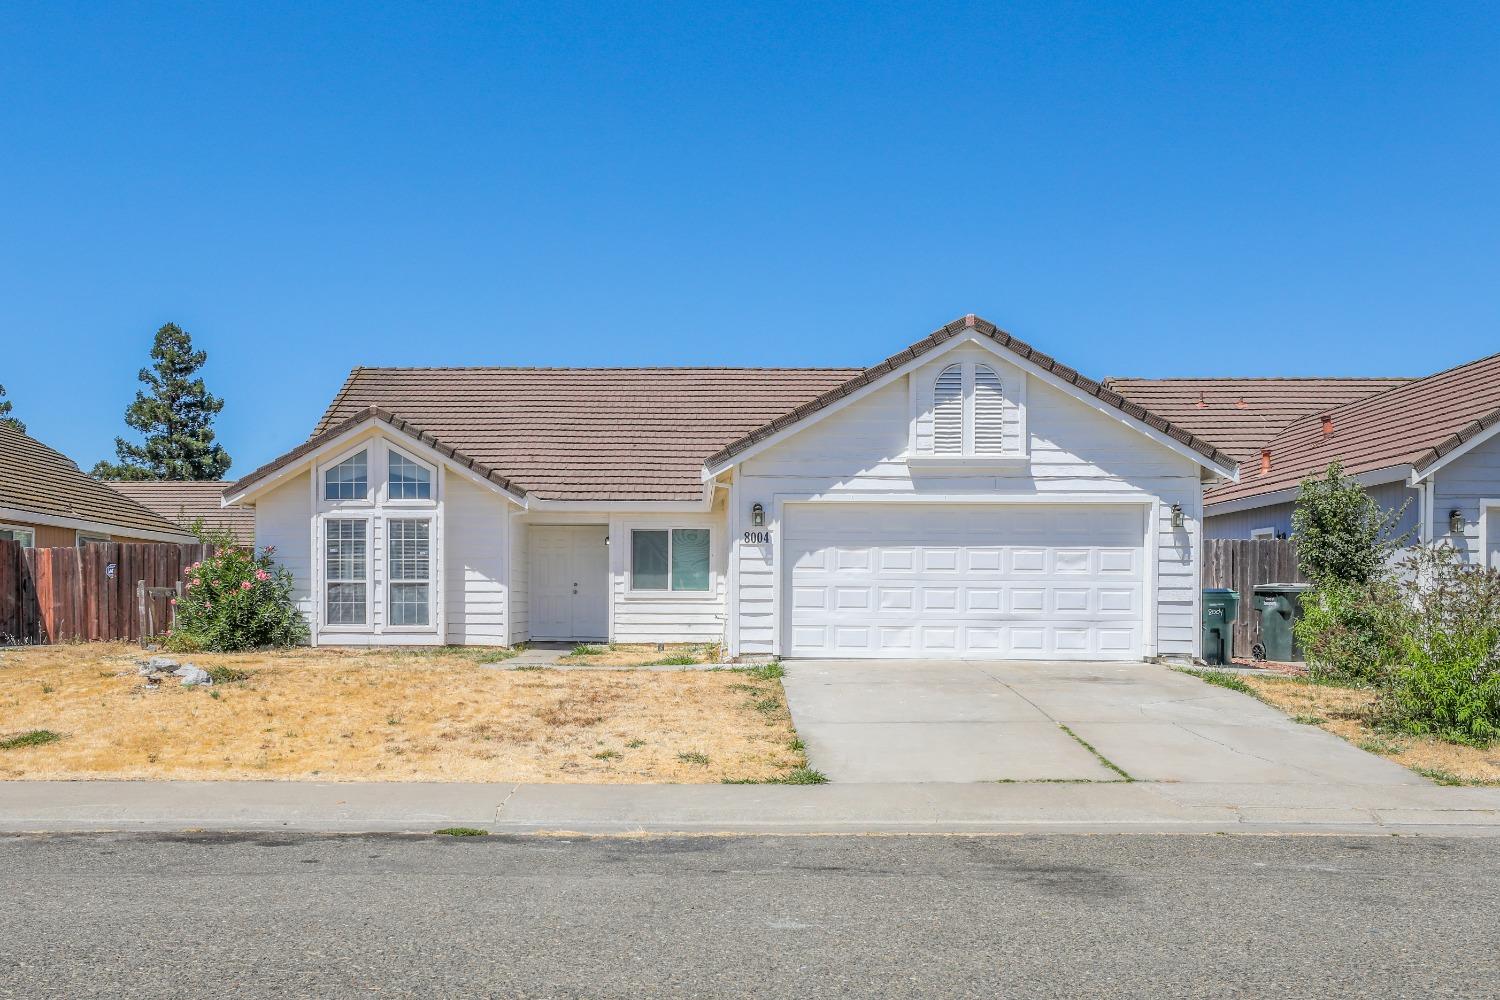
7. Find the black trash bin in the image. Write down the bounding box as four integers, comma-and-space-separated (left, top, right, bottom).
1252, 584, 1314, 662
1201, 588, 1240, 665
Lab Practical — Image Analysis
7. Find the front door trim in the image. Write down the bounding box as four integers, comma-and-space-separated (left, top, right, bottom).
529, 524, 609, 641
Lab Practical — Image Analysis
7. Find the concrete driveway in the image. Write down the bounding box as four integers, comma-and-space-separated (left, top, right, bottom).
781, 659, 1424, 785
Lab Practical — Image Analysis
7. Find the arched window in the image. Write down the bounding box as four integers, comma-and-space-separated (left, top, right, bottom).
387, 449, 432, 500
926, 362, 1007, 455
932, 364, 964, 454
973, 364, 1005, 454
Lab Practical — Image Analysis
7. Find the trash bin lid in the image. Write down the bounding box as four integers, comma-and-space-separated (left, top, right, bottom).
1252, 583, 1314, 594
1202, 588, 1238, 595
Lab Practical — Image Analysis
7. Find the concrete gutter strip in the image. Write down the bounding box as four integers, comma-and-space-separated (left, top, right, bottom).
1, 781, 1499, 836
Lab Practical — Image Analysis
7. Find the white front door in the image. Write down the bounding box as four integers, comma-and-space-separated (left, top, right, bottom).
784, 503, 1147, 660
530, 525, 609, 640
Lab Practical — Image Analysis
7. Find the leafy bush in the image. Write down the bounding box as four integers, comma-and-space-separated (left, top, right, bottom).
1294, 580, 1405, 685
1291, 462, 1412, 586
167, 544, 308, 652
1380, 546, 1500, 746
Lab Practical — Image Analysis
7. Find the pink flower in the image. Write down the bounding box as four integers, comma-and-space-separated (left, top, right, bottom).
205, 601, 212, 610
255, 569, 269, 581
169, 598, 177, 606
240, 581, 252, 590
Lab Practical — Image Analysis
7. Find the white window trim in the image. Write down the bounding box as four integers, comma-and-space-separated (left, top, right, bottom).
320, 442, 375, 507
624, 525, 717, 600
909, 357, 1029, 467
320, 514, 373, 632
0, 523, 36, 547
384, 446, 438, 507
384, 514, 437, 632
1480, 500, 1500, 570
1250, 527, 1276, 540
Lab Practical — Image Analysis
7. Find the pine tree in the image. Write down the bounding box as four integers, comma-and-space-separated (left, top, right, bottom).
92, 323, 232, 481
0, 384, 22, 433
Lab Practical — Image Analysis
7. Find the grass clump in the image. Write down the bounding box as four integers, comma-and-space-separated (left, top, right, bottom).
433, 827, 488, 837
737, 662, 785, 682
652, 653, 700, 666
1176, 667, 1255, 696
676, 751, 711, 766
206, 665, 250, 685
0, 729, 63, 750
569, 644, 609, 657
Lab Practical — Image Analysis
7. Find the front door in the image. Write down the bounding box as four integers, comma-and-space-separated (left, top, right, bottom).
531, 525, 609, 640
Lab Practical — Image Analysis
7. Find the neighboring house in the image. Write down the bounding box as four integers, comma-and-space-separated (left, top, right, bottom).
223, 315, 1239, 661
109, 481, 255, 543
0, 423, 199, 547
1111, 352, 1500, 567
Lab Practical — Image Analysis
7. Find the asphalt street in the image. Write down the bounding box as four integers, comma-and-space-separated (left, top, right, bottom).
2, 832, 1496, 998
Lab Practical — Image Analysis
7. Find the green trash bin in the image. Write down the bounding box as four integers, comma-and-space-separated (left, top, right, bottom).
1252, 584, 1314, 662
1202, 588, 1240, 665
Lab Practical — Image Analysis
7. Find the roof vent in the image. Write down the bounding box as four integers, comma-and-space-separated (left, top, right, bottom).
1235, 397, 1248, 409
964, 314, 977, 329
1260, 448, 1272, 474
1196, 392, 1207, 409
1321, 414, 1334, 438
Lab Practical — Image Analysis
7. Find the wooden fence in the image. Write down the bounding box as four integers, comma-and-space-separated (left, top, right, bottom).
1203, 538, 1306, 655
0, 540, 214, 645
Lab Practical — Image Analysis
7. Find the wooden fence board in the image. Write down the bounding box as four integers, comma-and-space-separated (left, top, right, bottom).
1203, 538, 1306, 655
0, 542, 211, 646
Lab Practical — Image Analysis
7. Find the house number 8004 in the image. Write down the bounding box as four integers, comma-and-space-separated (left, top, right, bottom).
743, 531, 771, 545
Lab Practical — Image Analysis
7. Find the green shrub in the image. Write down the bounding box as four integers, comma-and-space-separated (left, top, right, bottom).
1294, 580, 1404, 685
1291, 462, 1413, 586
1380, 547, 1500, 746
167, 544, 309, 652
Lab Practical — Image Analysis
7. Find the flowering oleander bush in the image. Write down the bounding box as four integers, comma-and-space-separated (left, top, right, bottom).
167, 544, 308, 652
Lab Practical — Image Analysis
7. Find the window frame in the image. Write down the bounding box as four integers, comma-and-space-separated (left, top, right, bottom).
625, 524, 716, 599
1250, 527, 1276, 540
321, 515, 372, 631
76, 532, 111, 546
321, 444, 374, 506
384, 446, 436, 505
0, 524, 36, 548
384, 515, 436, 631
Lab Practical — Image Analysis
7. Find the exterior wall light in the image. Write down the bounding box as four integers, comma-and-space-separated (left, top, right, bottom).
1450, 509, 1465, 535
751, 502, 765, 528
1170, 503, 1184, 529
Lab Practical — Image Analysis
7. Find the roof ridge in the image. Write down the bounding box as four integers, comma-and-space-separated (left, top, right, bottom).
339, 365, 866, 373
1103, 375, 1411, 384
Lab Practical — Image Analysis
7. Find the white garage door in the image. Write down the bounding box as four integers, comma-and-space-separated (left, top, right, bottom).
784, 503, 1146, 660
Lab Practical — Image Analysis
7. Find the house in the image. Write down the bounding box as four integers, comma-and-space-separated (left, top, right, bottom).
0, 423, 199, 547
222, 315, 1239, 661
1110, 352, 1500, 566
108, 481, 255, 543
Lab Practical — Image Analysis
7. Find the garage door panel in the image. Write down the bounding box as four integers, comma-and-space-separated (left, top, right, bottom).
785, 504, 1145, 660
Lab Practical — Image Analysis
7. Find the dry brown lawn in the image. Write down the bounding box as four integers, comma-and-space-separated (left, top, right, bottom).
0, 644, 802, 783
1243, 674, 1500, 785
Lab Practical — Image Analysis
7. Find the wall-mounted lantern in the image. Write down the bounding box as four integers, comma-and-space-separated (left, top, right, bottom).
1450, 509, 1465, 535
751, 502, 765, 528
1170, 503, 1184, 529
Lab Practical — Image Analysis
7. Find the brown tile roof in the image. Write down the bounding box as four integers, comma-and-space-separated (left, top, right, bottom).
109, 481, 256, 541
1205, 351, 1500, 507
0, 424, 193, 537
706, 315, 1240, 474
1105, 377, 1411, 463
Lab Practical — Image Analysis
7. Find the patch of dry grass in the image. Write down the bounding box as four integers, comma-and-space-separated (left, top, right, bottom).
1243, 675, 1500, 785
556, 643, 721, 667
0, 644, 799, 783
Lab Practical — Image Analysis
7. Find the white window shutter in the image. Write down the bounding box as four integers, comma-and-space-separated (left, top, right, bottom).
973, 364, 1005, 454
932, 364, 963, 453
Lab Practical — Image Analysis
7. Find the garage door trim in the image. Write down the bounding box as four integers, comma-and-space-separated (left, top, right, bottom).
773, 494, 1160, 659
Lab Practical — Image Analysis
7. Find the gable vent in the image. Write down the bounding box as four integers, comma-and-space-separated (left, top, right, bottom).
933, 364, 964, 454
973, 364, 1005, 454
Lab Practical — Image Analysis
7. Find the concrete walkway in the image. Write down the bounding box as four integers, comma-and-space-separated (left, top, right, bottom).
2, 780, 1499, 836
782, 659, 1422, 785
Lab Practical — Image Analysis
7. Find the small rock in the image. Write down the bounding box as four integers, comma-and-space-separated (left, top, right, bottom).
176, 665, 212, 686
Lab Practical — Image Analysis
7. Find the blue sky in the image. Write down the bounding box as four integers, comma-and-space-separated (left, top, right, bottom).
3, 2, 1497, 476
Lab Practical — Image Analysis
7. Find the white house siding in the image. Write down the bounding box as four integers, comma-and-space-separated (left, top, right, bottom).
607, 511, 728, 645
1204, 481, 1420, 542
253, 470, 315, 627
444, 472, 509, 645
729, 355, 1207, 660
508, 514, 530, 645
1431, 433, 1500, 565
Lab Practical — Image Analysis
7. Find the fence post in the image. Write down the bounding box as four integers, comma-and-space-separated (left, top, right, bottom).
136, 579, 147, 647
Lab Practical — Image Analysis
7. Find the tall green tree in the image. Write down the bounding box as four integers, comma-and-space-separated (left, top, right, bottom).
0, 383, 22, 433
92, 323, 231, 481
1291, 461, 1412, 586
